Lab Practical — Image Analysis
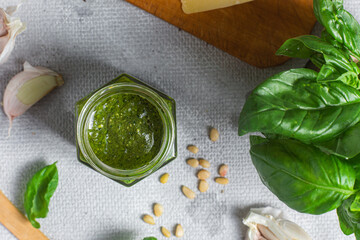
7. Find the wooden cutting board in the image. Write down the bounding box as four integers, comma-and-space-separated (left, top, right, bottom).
125, 0, 317, 68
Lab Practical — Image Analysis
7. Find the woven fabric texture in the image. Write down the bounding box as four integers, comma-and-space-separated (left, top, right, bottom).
0, 0, 358, 239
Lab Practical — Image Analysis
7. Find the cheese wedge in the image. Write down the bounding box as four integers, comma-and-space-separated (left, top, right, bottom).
181, 0, 252, 14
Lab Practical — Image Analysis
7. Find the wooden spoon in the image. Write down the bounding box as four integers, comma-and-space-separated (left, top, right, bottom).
0, 190, 48, 240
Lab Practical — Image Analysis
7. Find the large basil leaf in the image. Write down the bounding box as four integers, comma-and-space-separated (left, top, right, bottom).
315, 122, 360, 158
24, 162, 58, 228
250, 137, 357, 214
337, 195, 360, 238
238, 68, 360, 143
276, 35, 356, 74
314, 0, 360, 60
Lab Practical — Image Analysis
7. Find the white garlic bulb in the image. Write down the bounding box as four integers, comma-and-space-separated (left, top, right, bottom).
0, 4, 26, 64
243, 207, 312, 240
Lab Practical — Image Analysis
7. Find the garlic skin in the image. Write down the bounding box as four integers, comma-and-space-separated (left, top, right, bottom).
351, 55, 359, 64
3, 62, 64, 135
0, 4, 26, 64
243, 207, 312, 240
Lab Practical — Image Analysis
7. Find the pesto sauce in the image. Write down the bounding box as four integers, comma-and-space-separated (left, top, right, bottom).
87, 93, 163, 170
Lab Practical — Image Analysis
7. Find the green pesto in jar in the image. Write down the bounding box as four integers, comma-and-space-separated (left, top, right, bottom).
87, 93, 164, 170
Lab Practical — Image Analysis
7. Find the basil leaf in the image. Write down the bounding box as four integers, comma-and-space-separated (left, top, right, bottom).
310, 53, 326, 69
337, 196, 357, 235
250, 137, 357, 214
24, 162, 58, 228
276, 35, 355, 74
315, 122, 360, 158
337, 72, 360, 89
318, 71, 360, 89
321, 29, 346, 51
350, 194, 360, 212
143, 238, 157, 240
314, 0, 360, 59
317, 64, 341, 80
249, 135, 269, 145
337, 194, 360, 237
238, 68, 360, 143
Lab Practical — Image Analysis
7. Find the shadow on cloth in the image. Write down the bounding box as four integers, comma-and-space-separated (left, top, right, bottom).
27, 51, 122, 145
91, 230, 135, 240
233, 203, 268, 240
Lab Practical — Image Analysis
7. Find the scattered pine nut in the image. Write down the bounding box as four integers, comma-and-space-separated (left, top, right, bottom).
187, 145, 199, 154
187, 158, 199, 168
181, 185, 196, 199
153, 203, 164, 217
161, 226, 171, 238
215, 177, 229, 185
199, 158, 210, 168
160, 173, 169, 184
209, 128, 219, 142
175, 224, 184, 237
219, 164, 229, 177
197, 169, 210, 180
143, 214, 155, 225
198, 180, 209, 193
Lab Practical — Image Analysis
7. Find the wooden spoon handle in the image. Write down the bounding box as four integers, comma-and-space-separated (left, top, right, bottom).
0, 190, 49, 240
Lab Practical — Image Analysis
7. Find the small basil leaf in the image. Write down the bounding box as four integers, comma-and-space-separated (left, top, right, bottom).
276, 36, 315, 59
249, 135, 268, 146
337, 194, 360, 237
337, 72, 360, 89
315, 122, 360, 159
337, 196, 356, 235
250, 137, 357, 214
261, 133, 288, 140
317, 64, 341, 81
314, 0, 360, 59
321, 29, 345, 50
143, 237, 157, 240
347, 155, 360, 190
276, 35, 354, 73
351, 193, 360, 212
24, 162, 58, 228
238, 68, 360, 143
310, 53, 326, 69
318, 71, 360, 89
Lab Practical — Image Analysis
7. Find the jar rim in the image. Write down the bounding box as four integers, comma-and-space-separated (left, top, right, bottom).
76, 82, 175, 181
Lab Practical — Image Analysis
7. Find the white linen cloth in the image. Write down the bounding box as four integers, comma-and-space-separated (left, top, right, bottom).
0, 0, 358, 239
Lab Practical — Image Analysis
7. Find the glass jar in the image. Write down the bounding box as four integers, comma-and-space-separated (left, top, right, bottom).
75, 74, 177, 187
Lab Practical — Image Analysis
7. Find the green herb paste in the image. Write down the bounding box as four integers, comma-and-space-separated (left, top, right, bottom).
87, 93, 163, 170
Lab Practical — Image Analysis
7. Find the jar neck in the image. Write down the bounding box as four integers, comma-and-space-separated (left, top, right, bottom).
77, 82, 175, 181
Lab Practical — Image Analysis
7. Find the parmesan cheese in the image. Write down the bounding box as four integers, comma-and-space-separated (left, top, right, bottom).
181, 0, 252, 14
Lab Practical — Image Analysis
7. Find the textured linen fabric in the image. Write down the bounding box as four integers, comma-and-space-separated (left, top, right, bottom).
0, 0, 358, 239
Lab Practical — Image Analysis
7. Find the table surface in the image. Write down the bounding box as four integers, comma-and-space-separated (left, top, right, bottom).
0, 0, 358, 239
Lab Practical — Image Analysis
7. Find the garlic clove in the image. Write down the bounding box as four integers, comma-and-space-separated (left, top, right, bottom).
243, 207, 312, 240
257, 224, 280, 240
278, 220, 312, 240
0, 4, 26, 64
3, 62, 63, 135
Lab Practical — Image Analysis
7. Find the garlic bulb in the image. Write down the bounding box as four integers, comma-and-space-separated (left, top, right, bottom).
0, 4, 26, 64
3, 62, 64, 135
243, 207, 312, 240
